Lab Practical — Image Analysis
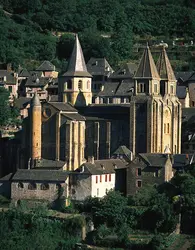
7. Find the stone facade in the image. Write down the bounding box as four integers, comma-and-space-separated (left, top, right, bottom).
11, 181, 69, 201
126, 154, 173, 196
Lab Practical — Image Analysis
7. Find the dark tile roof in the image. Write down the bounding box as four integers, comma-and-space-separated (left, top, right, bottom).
98, 80, 134, 97
113, 145, 132, 157
156, 47, 176, 81
79, 159, 127, 175
14, 97, 31, 109
176, 86, 187, 99
36, 61, 56, 71
182, 108, 195, 122
63, 35, 91, 77
62, 113, 86, 121
139, 153, 168, 167
49, 102, 78, 112
0, 173, 14, 181
25, 75, 48, 87
134, 45, 160, 80
173, 154, 194, 168
109, 63, 137, 80
12, 169, 68, 181
175, 71, 193, 83
0, 70, 17, 84
87, 58, 113, 76
187, 72, 195, 83
18, 69, 30, 77
34, 159, 66, 169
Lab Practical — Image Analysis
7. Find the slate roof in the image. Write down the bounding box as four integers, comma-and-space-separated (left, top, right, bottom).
176, 86, 187, 99
14, 97, 31, 109
87, 58, 114, 76
49, 102, 78, 112
25, 75, 48, 87
12, 169, 69, 181
48, 95, 58, 102
187, 72, 195, 83
173, 154, 194, 168
113, 145, 132, 157
109, 63, 137, 80
62, 113, 86, 121
134, 45, 160, 80
18, 69, 30, 77
156, 47, 176, 81
63, 35, 92, 77
36, 61, 56, 71
0, 70, 17, 84
0, 173, 14, 181
34, 158, 66, 169
98, 80, 134, 97
175, 71, 193, 83
79, 159, 127, 175
139, 153, 169, 167
182, 108, 195, 122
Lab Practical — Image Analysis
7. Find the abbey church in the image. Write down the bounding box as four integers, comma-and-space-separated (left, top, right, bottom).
11, 35, 181, 171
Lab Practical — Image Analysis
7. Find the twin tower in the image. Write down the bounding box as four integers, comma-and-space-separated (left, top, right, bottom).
30, 36, 181, 165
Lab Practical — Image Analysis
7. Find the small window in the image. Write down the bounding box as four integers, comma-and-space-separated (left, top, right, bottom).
18, 182, 24, 189
28, 182, 37, 190
8, 86, 12, 92
39, 94, 41, 97
96, 176, 98, 184
164, 123, 166, 134
138, 83, 145, 93
170, 85, 174, 94
108, 98, 113, 104
78, 80, 82, 90
100, 175, 102, 182
87, 80, 90, 89
154, 84, 158, 93
136, 180, 142, 188
137, 168, 142, 176
56, 183, 61, 190
109, 174, 111, 182
40, 183, 49, 190
192, 101, 195, 107
167, 123, 170, 134
154, 170, 159, 177
67, 80, 72, 89
121, 97, 125, 103
105, 174, 108, 182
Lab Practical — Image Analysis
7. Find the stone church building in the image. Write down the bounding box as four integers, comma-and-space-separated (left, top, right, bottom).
2, 35, 181, 172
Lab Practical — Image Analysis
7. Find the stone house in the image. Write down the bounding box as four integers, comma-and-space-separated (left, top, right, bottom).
36, 60, 58, 78
0, 70, 19, 100
69, 158, 127, 201
11, 169, 69, 202
126, 153, 173, 196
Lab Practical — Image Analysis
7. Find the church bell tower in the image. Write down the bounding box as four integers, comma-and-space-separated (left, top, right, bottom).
58, 34, 92, 107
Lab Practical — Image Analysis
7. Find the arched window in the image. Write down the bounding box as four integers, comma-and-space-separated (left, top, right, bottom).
40, 183, 49, 190
87, 80, 90, 89
18, 182, 24, 189
28, 182, 37, 190
78, 80, 82, 90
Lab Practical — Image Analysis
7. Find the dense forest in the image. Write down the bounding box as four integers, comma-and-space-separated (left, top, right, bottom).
0, 0, 195, 70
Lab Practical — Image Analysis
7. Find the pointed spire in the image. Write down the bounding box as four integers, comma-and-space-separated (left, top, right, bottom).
64, 34, 92, 77
156, 47, 176, 81
134, 44, 160, 80
31, 92, 41, 107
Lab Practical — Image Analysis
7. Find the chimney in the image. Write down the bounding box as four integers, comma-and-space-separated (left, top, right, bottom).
100, 164, 105, 170
80, 165, 85, 173
88, 156, 94, 164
